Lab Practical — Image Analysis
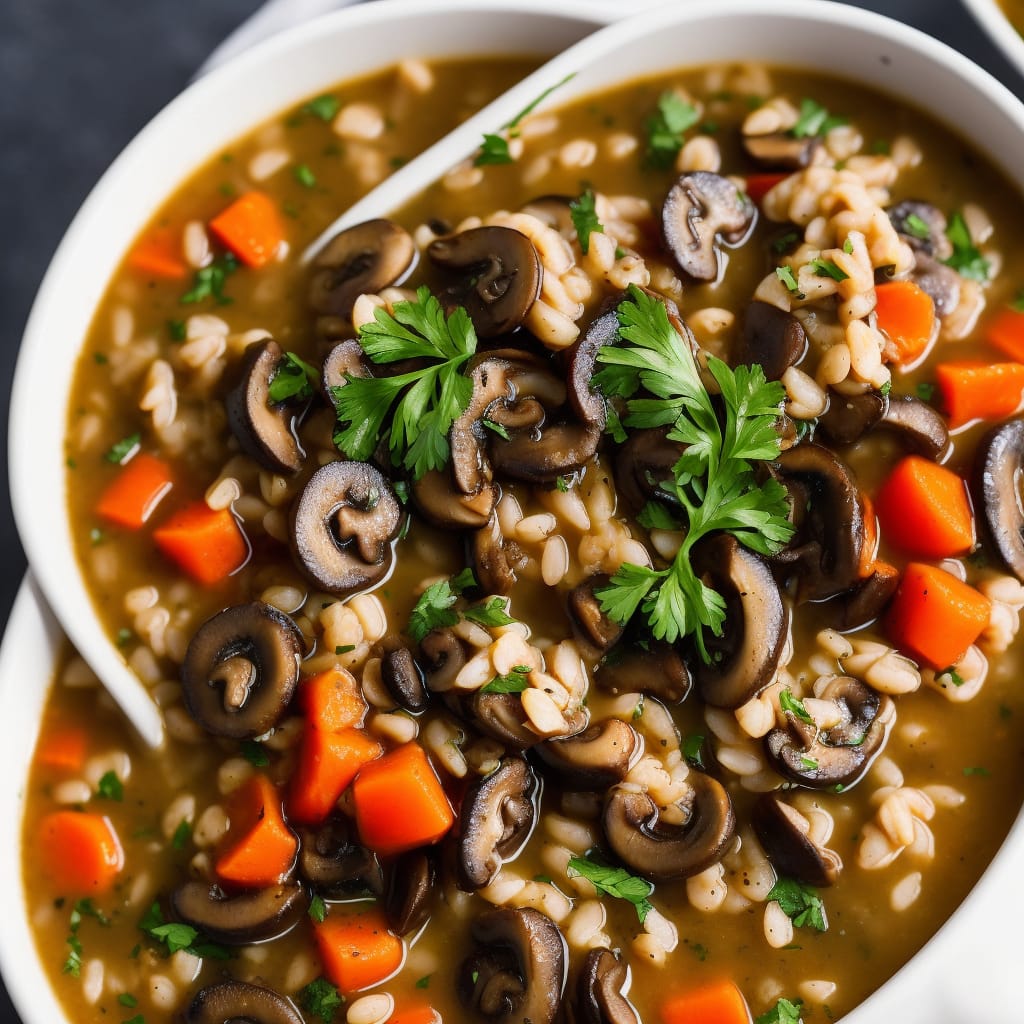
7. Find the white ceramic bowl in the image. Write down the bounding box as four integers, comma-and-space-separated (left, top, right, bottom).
962, 0, 1024, 81
6, 0, 1024, 1021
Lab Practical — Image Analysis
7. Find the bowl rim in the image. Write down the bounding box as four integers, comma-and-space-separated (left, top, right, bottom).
961, 0, 1024, 80
7, 0, 1024, 1020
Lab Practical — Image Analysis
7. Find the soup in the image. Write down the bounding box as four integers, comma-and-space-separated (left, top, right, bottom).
23, 49, 1024, 1024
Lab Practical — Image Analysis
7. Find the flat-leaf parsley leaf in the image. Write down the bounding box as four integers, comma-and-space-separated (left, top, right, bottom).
645, 91, 699, 168
766, 876, 828, 932
567, 855, 654, 923
569, 189, 604, 254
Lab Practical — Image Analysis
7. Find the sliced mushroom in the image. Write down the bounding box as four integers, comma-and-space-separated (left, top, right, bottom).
568, 576, 623, 652
764, 676, 891, 790
595, 642, 691, 705
574, 949, 640, 1024
226, 339, 306, 474
489, 422, 602, 483
321, 338, 370, 400
181, 603, 303, 739
973, 418, 1024, 580
603, 772, 736, 881
297, 818, 383, 898
472, 515, 526, 596
429, 226, 542, 337
818, 391, 949, 460
832, 565, 900, 631
910, 253, 961, 319
752, 794, 842, 887
743, 131, 818, 170
186, 981, 303, 1024
418, 628, 468, 692
887, 200, 952, 260
469, 691, 544, 750
386, 850, 435, 935
308, 219, 416, 318
382, 647, 429, 712
171, 881, 305, 945
535, 719, 637, 791
771, 444, 865, 602
662, 171, 756, 282
612, 427, 682, 514
412, 471, 496, 529
457, 757, 537, 890
290, 461, 402, 593
458, 907, 566, 1024
735, 302, 808, 380
691, 536, 788, 709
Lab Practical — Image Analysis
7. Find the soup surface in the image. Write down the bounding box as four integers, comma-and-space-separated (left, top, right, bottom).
23, 48, 1024, 1024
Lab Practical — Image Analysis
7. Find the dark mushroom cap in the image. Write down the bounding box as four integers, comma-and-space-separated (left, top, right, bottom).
457, 757, 538, 890
386, 849, 435, 935
472, 515, 525, 597
308, 219, 416, 319
186, 981, 303, 1024
321, 338, 371, 400
612, 427, 683, 514
468, 691, 544, 750
752, 794, 842, 888
290, 461, 402, 593
428, 226, 542, 337
771, 443, 865, 602
297, 817, 383, 898
603, 771, 736, 881
662, 171, 756, 282
887, 200, 952, 260
382, 647, 429, 712
171, 881, 305, 945
181, 602, 303, 739
535, 718, 637, 792
831, 564, 900, 631
594, 641, 691, 705
910, 253, 961, 319
743, 131, 819, 170
412, 470, 496, 530
568, 575, 624, 652
566, 310, 614, 430
764, 676, 891, 790
226, 339, 306, 475
459, 907, 567, 1024
973, 418, 1024, 580
691, 535, 788, 709
573, 948, 640, 1024
489, 422, 602, 484
418, 628, 469, 692
818, 391, 949, 461
736, 302, 808, 380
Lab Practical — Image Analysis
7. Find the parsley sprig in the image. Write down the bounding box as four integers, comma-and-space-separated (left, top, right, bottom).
269, 352, 318, 403
331, 288, 477, 480
592, 287, 793, 659
569, 189, 604, 254
645, 91, 699, 168
766, 877, 828, 932
139, 902, 231, 960
756, 997, 805, 1024
474, 74, 575, 166
567, 854, 654, 922
406, 569, 517, 643
944, 210, 990, 282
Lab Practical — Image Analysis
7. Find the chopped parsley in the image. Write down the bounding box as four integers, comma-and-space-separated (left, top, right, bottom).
691, 942, 709, 962
299, 977, 344, 1024
944, 210, 990, 282
331, 288, 478, 481
645, 90, 699, 169
963, 765, 991, 777
482, 418, 511, 440
567, 854, 654, 922
481, 665, 532, 694
462, 596, 516, 630
879, 380, 892, 397
903, 213, 932, 241
637, 500, 684, 532
170, 820, 192, 851
118, 995, 138, 1009
779, 689, 814, 725
335, 644, 356, 655
916, 382, 936, 402
268, 352, 318, 403
775, 266, 804, 297
415, 975, 432, 990
632, 695, 645, 721
555, 475, 570, 493
474, 73, 575, 166
809, 258, 849, 282
104, 433, 141, 465
167, 319, 187, 342
592, 287, 792, 659
96, 770, 124, 802
303, 94, 340, 122
308, 894, 327, 923
569, 189, 604, 254
790, 97, 846, 138
180, 253, 238, 305
756, 997, 804, 1024
681, 733, 706, 769
407, 575, 466, 643
772, 230, 800, 256
139, 902, 231, 960
240, 739, 269, 767
293, 163, 317, 188
766, 877, 828, 932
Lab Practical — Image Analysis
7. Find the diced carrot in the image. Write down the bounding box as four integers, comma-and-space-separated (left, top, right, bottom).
352, 743, 455, 856
38, 812, 124, 895
859, 492, 879, 577
288, 727, 382, 826
300, 667, 367, 732
208, 191, 284, 268
935, 360, 1024, 429
874, 455, 974, 559
127, 229, 187, 280
745, 173, 788, 207
215, 774, 297, 887
661, 979, 752, 1024
886, 562, 992, 669
313, 908, 404, 994
986, 305, 1024, 363
874, 280, 936, 366
96, 453, 174, 529
35, 727, 88, 773
152, 502, 248, 585
387, 1005, 441, 1024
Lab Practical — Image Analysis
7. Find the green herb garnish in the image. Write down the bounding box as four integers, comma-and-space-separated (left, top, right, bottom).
775, 266, 804, 297
809, 258, 849, 282
269, 352, 318, 403
681, 733, 706, 769
180, 253, 238, 305
963, 765, 991, 777
944, 210, 990, 281
240, 739, 269, 767
293, 163, 317, 188
570, 189, 604, 254
567, 855, 654, 922
481, 665, 532, 694
170, 820, 192, 851
474, 74, 575, 167
303, 95, 340, 122
96, 771, 124, 802
299, 977, 344, 1024
104, 433, 141, 465
916, 382, 936, 402
903, 213, 932, 241
645, 91, 699, 168
790, 97, 846, 138
463, 596, 516, 630
308, 894, 327, 923
779, 689, 815, 725
416, 975, 432, 990
766, 877, 828, 932
118, 995, 139, 1009
139, 902, 231, 960
756, 997, 805, 1024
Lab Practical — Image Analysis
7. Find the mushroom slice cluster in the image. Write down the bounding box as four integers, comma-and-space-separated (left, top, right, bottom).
764, 675, 892, 790
535, 718, 637, 792
662, 171, 756, 282
459, 907, 567, 1024
574, 948, 640, 1024
602, 771, 736, 882
972, 418, 1024, 581
612, 427, 683, 514
186, 981, 303, 1024
752, 794, 842, 887
171, 880, 305, 945
386, 849, 435, 935
181, 602, 303, 739
290, 460, 402, 593
735, 302, 808, 381
308, 219, 417, 319
457, 756, 538, 890
818, 390, 949, 461
692, 535, 788, 709
886, 201, 960, 316
595, 641, 691, 705
568, 575, 624, 652
297, 817, 383, 898
227, 338, 306, 475
428, 225, 542, 337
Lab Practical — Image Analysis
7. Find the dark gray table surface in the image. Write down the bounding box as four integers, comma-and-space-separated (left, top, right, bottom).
1, 0, 1022, 1021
